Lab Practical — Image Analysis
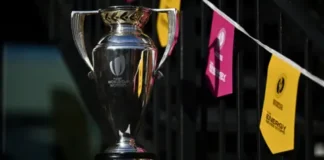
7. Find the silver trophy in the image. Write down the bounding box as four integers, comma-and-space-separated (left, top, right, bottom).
71, 6, 179, 160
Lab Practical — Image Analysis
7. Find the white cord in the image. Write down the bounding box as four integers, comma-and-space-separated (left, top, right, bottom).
203, 0, 324, 88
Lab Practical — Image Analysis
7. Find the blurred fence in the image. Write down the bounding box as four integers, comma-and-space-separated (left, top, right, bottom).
2, 0, 324, 160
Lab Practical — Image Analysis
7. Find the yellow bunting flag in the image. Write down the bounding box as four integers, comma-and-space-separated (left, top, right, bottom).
260, 55, 301, 154
157, 0, 181, 47
137, 54, 144, 97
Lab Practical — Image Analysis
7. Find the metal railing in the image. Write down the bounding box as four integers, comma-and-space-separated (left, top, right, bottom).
41, 0, 324, 159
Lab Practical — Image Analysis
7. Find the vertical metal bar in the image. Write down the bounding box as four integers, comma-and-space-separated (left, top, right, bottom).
179, 12, 185, 160
304, 38, 313, 160
152, 0, 160, 158
278, 12, 286, 160
175, 11, 182, 160
279, 13, 283, 54
165, 31, 172, 160
76, 0, 81, 10
217, 0, 226, 159
236, 0, 244, 159
219, 84, 226, 160
162, 1, 172, 159
94, 0, 100, 43
83, 0, 92, 50
163, 0, 171, 155
180, 6, 196, 160
90, 0, 96, 44
85, 0, 91, 29
256, 0, 264, 159
200, 2, 207, 160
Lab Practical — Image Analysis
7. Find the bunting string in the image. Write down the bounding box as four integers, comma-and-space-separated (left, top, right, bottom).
203, 0, 324, 88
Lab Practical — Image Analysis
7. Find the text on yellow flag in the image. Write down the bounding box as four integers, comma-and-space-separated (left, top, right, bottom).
260, 55, 301, 154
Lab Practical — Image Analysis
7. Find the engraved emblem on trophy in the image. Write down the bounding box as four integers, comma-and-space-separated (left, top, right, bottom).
71, 6, 179, 160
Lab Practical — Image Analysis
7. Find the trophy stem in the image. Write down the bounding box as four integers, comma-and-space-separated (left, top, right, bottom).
95, 135, 156, 160
106, 135, 139, 153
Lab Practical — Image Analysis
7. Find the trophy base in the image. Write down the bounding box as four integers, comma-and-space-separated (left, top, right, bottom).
95, 152, 155, 160
95, 136, 155, 160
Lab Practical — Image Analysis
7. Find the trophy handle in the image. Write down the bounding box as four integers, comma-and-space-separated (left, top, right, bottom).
71, 10, 99, 71
152, 8, 179, 72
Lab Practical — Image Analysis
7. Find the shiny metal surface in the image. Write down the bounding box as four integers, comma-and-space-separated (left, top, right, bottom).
71, 10, 99, 71
71, 5, 179, 158
100, 6, 151, 27
93, 41, 157, 142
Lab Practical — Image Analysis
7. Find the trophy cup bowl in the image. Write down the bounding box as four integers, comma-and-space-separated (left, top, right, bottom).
71, 6, 179, 160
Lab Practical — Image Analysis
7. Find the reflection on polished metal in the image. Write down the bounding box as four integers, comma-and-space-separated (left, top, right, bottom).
71, 6, 179, 160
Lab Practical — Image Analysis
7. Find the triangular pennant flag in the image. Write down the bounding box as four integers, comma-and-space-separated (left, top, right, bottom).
205, 11, 234, 97
260, 55, 301, 154
157, 0, 181, 47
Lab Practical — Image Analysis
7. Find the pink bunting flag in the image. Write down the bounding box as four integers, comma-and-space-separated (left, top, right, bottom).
205, 11, 235, 97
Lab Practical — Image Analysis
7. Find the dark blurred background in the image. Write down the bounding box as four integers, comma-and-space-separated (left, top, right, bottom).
1, 0, 324, 160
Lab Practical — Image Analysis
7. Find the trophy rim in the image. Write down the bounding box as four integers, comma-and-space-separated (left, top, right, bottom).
100, 6, 151, 12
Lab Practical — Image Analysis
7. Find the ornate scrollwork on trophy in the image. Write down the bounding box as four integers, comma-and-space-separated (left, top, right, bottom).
100, 7, 151, 27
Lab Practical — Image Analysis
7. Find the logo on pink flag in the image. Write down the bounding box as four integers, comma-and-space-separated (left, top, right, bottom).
205, 11, 235, 97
